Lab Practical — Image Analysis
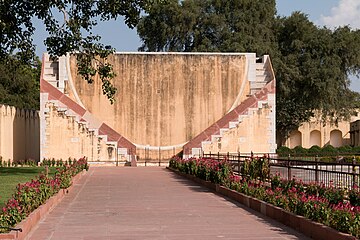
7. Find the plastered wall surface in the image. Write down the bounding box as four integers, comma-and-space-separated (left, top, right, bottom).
0, 105, 39, 162
68, 53, 248, 149
202, 105, 274, 154
41, 102, 117, 162
286, 114, 360, 149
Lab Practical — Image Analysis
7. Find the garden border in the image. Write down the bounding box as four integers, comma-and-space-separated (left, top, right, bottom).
0, 170, 87, 240
167, 167, 357, 240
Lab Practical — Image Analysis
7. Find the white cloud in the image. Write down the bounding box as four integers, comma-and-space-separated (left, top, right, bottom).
319, 0, 360, 29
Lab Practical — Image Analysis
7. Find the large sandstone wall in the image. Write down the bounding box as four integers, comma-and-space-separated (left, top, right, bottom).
68, 53, 248, 153
0, 105, 39, 162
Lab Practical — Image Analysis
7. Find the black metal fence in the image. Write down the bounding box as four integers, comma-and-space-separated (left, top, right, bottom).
202, 152, 360, 189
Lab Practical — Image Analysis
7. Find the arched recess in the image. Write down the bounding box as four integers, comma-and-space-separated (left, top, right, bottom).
289, 130, 302, 148
310, 130, 321, 147
330, 130, 343, 147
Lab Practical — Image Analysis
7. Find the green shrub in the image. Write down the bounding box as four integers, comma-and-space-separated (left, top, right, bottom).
293, 146, 308, 156
337, 145, 353, 153
276, 146, 292, 157
0, 157, 89, 233
321, 145, 339, 156
241, 157, 270, 181
308, 145, 321, 154
353, 146, 360, 154
51, 158, 55, 167
349, 186, 360, 206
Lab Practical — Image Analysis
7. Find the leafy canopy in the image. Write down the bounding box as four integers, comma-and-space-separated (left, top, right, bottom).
137, 1, 360, 145
0, 0, 164, 103
0, 55, 41, 109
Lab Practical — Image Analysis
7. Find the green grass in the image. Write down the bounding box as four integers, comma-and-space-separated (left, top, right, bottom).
0, 167, 57, 208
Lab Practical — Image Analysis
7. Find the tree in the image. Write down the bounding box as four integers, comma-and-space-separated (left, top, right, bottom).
137, 2, 360, 146
0, 55, 41, 109
1, 0, 164, 103
137, 0, 277, 55
275, 13, 360, 144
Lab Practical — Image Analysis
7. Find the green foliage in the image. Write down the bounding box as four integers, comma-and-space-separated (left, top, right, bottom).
308, 145, 322, 154
241, 157, 270, 181
0, 0, 165, 103
0, 157, 88, 232
275, 14, 360, 144
349, 186, 360, 206
353, 146, 360, 154
170, 157, 232, 186
0, 167, 57, 208
321, 145, 339, 155
138, 0, 277, 56
276, 145, 360, 159
293, 146, 308, 155
0, 55, 40, 109
337, 145, 353, 153
276, 146, 292, 156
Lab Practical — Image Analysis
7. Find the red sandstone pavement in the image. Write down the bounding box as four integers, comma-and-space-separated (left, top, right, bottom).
26, 167, 311, 240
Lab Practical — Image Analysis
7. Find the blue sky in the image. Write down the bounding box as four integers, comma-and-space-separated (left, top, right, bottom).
33, 0, 360, 90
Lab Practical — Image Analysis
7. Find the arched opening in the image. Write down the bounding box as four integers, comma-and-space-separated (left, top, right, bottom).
330, 130, 343, 147
310, 130, 321, 147
289, 130, 302, 148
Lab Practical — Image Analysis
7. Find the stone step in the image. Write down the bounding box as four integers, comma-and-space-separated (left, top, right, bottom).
256, 63, 265, 69
250, 81, 267, 90
256, 69, 266, 76
44, 62, 58, 69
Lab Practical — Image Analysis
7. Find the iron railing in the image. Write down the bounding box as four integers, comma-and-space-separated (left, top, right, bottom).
203, 152, 360, 189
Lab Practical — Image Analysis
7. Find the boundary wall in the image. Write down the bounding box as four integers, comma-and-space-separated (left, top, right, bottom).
0, 105, 39, 163
286, 114, 360, 149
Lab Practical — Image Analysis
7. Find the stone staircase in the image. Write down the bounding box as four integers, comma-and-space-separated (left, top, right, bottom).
183, 55, 276, 158
250, 55, 273, 95
40, 54, 136, 164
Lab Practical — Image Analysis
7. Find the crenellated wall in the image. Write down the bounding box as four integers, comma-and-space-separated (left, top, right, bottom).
0, 105, 39, 162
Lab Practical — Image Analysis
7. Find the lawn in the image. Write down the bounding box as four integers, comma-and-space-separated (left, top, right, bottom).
0, 167, 57, 208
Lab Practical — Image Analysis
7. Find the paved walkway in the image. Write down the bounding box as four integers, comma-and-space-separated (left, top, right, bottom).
27, 167, 310, 240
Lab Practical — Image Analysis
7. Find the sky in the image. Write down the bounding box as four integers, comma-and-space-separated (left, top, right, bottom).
33, 0, 360, 90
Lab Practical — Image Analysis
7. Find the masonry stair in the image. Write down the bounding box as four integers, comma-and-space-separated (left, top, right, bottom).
40, 54, 136, 163
183, 56, 276, 157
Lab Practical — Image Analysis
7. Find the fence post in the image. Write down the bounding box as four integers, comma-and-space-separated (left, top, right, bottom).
159, 147, 161, 166
287, 154, 291, 181
45, 165, 49, 177
315, 155, 319, 184
218, 152, 220, 161
267, 154, 270, 180
238, 151, 241, 175
352, 156, 357, 187
227, 152, 230, 160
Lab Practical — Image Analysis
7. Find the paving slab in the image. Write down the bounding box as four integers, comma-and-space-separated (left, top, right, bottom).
26, 167, 311, 240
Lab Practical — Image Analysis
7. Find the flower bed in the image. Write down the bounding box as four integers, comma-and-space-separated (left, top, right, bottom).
0, 157, 89, 233
169, 156, 360, 238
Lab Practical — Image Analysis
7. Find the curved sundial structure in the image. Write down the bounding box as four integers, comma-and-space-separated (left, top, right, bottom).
40, 53, 276, 163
